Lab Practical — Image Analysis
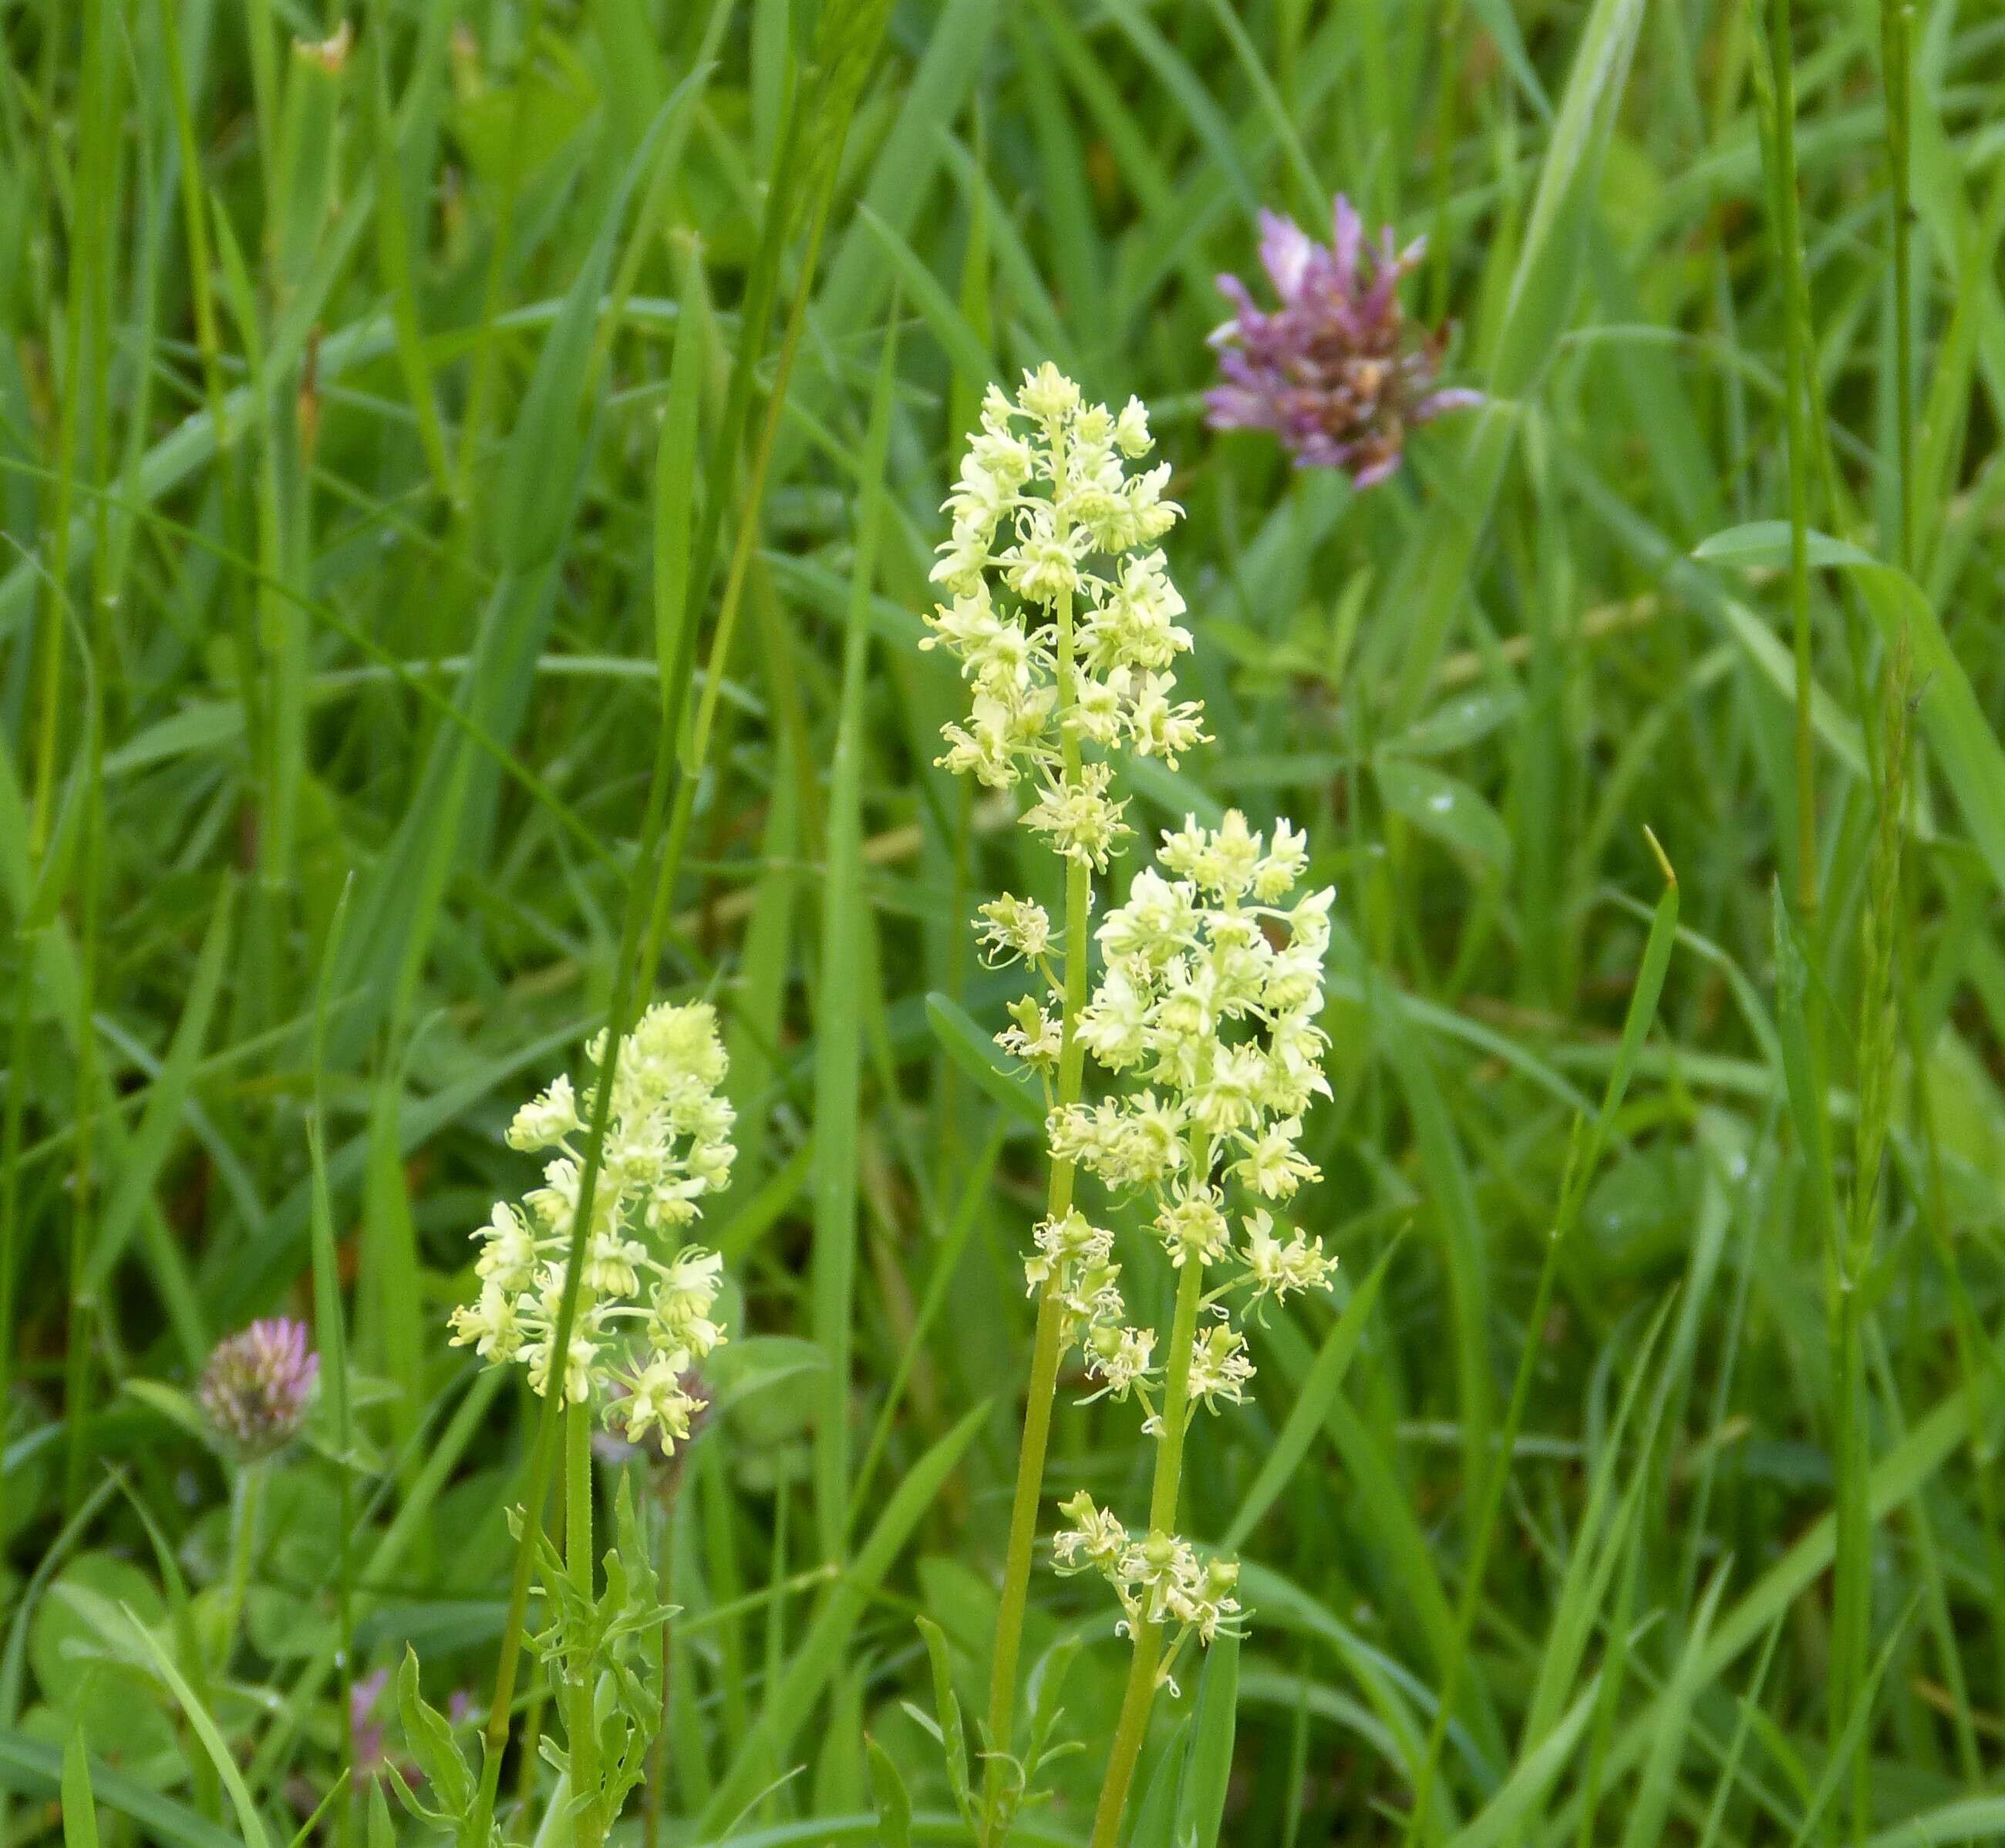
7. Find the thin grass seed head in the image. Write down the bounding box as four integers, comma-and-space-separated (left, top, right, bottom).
1207, 197, 1481, 486
922, 365, 1206, 866
199, 1318, 318, 1459
450, 1001, 736, 1452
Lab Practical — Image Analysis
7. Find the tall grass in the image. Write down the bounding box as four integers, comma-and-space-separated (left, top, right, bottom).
3, 3, 2003, 1846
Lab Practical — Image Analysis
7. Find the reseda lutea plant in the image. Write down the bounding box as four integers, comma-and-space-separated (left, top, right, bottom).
920, 365, 1201, 1837
1058, 818, 1337, 1848
924, 369, 1339, 1844
449, 1001, 734, 1445
434, 1001, 735, 1848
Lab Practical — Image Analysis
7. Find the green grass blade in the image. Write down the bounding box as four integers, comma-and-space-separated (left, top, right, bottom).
698, 1404, 989, 1835
87, 874, 234, 1314
811, 308, 901, 1564
0, 1731, 237, 1848
1391, 0, 1651, 718
1549, 1387, 1976, 1836
1613, 1564, 1732, 1848
1699, 522, 2005, 904
124, 1609, 274, 1848
1444, 1675, 1599, 1848
1173, 1629, 1242, 1848
1223, 1239, 1400, 1550
59, 1729, 98, 1848
856, 207, 996, 385
925, 992, 1045, 1126
865, 1735, 913, 1848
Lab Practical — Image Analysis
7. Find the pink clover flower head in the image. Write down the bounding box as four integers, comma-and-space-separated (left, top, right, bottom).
1206, 195, 1481, 487
198, 1318, 318, 1459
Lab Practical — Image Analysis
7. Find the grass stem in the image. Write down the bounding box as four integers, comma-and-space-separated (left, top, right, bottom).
219, 1459, 270, 1678
1762, 0, 1819, 933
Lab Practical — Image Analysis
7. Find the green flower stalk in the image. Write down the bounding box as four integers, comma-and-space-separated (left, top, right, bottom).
450, 1001, 736, 1848
979, 806, 1342, 1846
920, 366, 1202, 1840
1043, 815, 1339, 1848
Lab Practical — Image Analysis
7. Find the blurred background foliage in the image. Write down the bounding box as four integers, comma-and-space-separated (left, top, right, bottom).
2, 0, 2004, 1843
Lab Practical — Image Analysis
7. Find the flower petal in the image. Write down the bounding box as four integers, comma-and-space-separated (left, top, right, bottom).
1257, 209, 1314, 298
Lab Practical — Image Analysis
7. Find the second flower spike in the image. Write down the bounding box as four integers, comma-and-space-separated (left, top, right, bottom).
449, 999, 736, 1453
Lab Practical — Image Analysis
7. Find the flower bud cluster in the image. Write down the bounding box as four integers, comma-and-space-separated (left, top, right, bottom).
449, 1001, 736, 1452
1054, 1492, 1243, 1672
922, 365, 1206, 866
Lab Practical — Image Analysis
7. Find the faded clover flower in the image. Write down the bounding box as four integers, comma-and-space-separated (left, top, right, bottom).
349, 1670, 472, 1787
1207, 196, 1480, 487
448, 1001, 736, 1454
350, 1670, 393, 1782
199, 1318, 318, 1459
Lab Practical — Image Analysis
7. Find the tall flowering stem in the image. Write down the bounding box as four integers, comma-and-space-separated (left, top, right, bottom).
1033, 816, 1339, 1848
1089, 1252, 1205, 1846
982, 495, 1093, 1845
918, 367, 1201, 1841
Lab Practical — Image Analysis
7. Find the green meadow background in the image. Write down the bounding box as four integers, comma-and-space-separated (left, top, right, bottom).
3, 0, 2004, 1843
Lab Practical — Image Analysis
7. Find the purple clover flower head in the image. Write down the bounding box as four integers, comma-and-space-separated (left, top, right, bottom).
1207, 195, 1481, 488
198, 1318, 318, 1459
